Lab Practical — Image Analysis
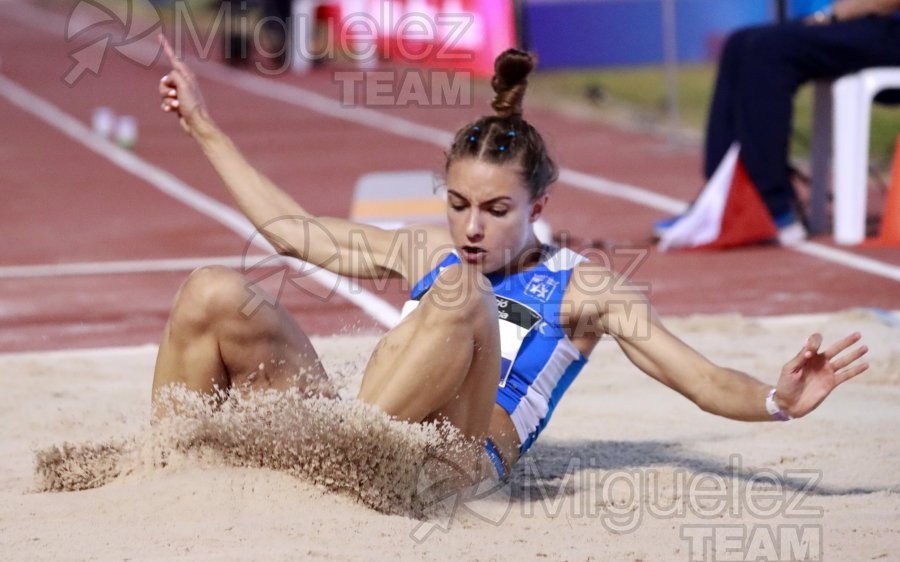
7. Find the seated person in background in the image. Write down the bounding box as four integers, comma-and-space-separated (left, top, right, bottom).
656, 0, 900, 245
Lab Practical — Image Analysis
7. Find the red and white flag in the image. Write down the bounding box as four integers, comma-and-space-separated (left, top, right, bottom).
659, 143, 777, 251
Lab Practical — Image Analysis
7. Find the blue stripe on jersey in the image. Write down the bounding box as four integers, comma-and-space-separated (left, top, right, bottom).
410, 253, 461, 300
405, 247, 590, 456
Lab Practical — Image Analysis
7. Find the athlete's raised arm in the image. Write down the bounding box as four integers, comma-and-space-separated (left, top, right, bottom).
156, 35, 431, 281
563, 262, 869, 421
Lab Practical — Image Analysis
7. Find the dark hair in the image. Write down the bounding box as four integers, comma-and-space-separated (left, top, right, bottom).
444, 49, 558, 200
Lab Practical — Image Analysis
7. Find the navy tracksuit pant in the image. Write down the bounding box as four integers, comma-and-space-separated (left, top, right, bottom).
705, 15, 900, 219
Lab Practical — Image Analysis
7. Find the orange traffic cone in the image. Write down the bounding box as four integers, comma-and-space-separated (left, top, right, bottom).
870, 134, 900, 246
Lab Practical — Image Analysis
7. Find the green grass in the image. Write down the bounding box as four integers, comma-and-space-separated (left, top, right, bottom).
531, 64, 900, 173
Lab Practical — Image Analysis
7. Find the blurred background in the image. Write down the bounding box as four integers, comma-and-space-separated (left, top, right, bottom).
149, 0, 900, 178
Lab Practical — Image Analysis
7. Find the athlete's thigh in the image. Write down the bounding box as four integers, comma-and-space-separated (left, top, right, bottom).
359, 304, 499, 441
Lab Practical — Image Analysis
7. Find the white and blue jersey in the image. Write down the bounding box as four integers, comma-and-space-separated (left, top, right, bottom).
400, 246, 590, 454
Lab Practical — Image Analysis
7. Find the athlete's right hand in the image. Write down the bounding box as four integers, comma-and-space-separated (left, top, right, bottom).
158, 34, 210, 137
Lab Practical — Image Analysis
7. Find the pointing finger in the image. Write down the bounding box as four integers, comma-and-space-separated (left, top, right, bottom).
159, 34, 192, 76
159, 33, 177, 65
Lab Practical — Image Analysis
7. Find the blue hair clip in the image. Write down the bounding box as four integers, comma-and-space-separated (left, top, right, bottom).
468, 135, 476, 142
473, 126, 481, 132
499, 145, 506, 152
507, 131, 516, 138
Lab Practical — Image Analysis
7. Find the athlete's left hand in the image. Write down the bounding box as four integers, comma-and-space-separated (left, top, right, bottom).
158, 34, 210, 138
773, 332, 868, 418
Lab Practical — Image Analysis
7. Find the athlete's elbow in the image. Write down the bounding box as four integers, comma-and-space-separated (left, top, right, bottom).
691, 392, 718, 415
261, 227, 301, 259
271, 240, 298, 258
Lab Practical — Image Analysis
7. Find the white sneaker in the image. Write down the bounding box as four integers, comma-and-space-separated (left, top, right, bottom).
776, 215, 808, 246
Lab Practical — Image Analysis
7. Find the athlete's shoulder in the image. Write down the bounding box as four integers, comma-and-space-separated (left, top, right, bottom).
567, 258, 622, 296
398, 224, 456, 285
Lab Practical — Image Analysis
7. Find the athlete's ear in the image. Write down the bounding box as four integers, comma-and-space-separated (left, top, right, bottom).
529, 195, 549, 223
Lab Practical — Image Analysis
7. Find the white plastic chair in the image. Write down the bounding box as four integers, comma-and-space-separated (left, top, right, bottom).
810, 68, 900, 244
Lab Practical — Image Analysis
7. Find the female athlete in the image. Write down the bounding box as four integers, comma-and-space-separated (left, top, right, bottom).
154, 38, 869, 482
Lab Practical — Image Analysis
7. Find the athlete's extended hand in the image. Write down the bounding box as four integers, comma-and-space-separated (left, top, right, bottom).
158, 34, 210, 137
774, 332, 868, 418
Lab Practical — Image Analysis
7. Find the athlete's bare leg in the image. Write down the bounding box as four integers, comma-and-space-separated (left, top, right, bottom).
153, 264, 500, 442
358, 264, 501, 441
151, 265, 333, 415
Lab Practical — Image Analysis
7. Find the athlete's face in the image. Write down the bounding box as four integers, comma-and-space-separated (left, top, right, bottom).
445, 158, 547, 273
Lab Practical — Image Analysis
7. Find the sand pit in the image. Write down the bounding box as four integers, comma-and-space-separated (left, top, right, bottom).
1, 310, 899, 561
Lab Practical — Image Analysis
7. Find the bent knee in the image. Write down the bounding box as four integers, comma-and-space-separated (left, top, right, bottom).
720, 25, 784, 66
169, 265, 252, 330
423, 264, 495, 323
720, 27, 753, 62
743, 26, 801, 66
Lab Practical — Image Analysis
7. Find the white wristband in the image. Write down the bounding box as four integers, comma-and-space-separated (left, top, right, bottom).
766, 388, 792, 421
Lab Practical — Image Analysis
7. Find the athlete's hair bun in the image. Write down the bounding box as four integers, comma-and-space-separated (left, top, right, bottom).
490, 49, 535, 118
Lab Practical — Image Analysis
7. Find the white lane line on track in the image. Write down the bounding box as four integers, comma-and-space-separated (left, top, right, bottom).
4, 1, 900, 283
0, 255, 274, 279
0, 75, 401, 327
790, 243, 900, 282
